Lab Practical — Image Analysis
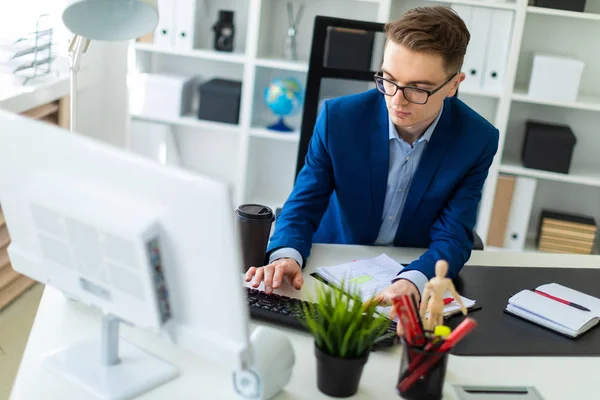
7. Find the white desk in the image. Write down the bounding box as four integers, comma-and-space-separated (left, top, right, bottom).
10, 244, 600, 399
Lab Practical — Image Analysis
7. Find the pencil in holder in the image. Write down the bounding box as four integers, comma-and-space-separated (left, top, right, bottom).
396, 339, 449, 400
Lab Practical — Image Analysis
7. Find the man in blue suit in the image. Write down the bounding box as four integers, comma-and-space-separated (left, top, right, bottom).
246, 6, 499, 306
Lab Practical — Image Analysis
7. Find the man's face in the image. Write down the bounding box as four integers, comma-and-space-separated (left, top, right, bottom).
380, 41, 462, 130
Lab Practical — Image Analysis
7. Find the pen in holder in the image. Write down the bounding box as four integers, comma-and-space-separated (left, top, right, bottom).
397, 338, 449, 400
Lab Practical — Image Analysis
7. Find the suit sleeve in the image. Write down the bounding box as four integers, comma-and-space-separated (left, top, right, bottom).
396, 128, 499, 281
265, 101, 335, 267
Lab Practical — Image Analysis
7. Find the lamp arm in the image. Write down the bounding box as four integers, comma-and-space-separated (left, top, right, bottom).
68, 35, 90, 133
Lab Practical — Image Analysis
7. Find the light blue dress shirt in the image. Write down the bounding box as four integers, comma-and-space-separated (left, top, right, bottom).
270, 103, 444, 296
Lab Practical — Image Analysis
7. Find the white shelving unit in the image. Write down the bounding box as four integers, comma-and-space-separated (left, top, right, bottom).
432, 0, 518, 10
126, 0, 600, 254
527, 5, 600, 21
131, 112, 240, 134
511, 88, 600, 112
135, 42, 248, 64
499, 159, 600, 188
128, 0, 389, 207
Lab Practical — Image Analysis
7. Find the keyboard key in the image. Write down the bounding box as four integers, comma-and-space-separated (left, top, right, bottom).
245, 287, 398, 351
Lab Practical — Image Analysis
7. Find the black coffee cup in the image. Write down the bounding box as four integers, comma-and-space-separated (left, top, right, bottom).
235, 204, 275, 273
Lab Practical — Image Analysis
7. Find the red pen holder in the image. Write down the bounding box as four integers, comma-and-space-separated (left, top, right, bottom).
397, 339, 449, 400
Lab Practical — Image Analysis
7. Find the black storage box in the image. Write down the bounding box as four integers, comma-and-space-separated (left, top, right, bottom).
197, 78, 242, 124
324, 27, 374, 71
533, 0, 586, 12
521, 120, 576, 174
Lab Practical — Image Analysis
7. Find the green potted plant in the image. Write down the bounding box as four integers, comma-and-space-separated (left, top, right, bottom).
299, 282, 392, 398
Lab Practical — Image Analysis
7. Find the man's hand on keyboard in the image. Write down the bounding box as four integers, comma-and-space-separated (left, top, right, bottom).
245, 258, 304, 294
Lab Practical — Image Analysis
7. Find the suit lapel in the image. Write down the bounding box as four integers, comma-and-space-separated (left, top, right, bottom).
396, 100, 453, 238
370, 94, 390, 240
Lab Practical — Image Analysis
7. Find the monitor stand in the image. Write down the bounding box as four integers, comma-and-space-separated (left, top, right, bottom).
42, 314, 179, 400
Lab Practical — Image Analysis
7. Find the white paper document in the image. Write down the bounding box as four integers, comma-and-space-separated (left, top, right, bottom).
314, 254, 477, 317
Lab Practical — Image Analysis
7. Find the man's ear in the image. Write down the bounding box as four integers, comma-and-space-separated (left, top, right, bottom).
447, 72, 466, 98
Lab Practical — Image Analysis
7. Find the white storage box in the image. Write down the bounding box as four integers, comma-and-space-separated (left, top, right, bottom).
528, 54, 584, 103
137, 73, 197, 120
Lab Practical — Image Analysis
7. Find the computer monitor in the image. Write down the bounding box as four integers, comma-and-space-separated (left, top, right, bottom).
0, 110, 293, 399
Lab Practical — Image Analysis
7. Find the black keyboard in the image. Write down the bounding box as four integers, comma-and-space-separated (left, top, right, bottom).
245, 287, 399, 351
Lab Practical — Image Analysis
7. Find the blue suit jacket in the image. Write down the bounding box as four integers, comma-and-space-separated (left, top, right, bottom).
267, 89, 499, 280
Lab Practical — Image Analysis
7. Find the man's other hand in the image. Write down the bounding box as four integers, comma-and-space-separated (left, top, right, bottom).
245, 258, 304, 294
366, 279, 421, 336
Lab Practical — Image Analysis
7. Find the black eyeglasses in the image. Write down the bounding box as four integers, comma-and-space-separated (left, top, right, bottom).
374, 71, 458, 105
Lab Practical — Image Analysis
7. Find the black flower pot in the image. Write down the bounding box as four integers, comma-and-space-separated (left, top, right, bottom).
314, 344, 369, 398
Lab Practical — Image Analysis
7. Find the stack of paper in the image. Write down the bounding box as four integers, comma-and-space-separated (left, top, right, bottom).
314, 254, 477, 317
443, 295, 476, 317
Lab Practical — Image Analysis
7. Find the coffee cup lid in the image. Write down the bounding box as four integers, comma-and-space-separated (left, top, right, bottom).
236, 204, 274, 221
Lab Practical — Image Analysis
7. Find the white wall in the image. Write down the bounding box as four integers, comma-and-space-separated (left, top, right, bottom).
75, 41, 130, 148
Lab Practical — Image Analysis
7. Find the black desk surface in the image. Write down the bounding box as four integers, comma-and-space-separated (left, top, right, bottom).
446, 265, 600, 357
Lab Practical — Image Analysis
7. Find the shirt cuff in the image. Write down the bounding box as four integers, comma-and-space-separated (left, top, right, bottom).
268, 247, 303, 269
392, 270, 429, 297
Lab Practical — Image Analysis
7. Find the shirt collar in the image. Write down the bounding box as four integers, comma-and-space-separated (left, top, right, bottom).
388, 101, 444, 144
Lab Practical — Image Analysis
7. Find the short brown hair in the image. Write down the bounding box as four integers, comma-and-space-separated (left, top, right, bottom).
384, 6, 470, 74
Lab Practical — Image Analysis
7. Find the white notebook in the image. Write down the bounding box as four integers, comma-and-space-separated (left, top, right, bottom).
314, 253, 476, 316
505, 283, 600, 338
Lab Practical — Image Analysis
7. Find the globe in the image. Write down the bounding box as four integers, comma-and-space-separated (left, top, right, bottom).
264, 77, 304, 132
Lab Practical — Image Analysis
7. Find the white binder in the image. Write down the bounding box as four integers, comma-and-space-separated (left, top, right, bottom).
482, 9, 514, 94
451, 5, 472, 47
174, 0, 199, 50
154, 0, 176, 48
504, 176, 538, 250
458, 6, 492, 92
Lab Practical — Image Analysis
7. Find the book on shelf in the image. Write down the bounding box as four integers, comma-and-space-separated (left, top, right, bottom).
536, 210, 597, 254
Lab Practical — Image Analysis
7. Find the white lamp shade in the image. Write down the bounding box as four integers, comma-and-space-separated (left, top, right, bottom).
62, 0, 158, 41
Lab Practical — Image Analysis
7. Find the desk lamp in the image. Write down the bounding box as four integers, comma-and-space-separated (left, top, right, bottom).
62, 0, 158, 133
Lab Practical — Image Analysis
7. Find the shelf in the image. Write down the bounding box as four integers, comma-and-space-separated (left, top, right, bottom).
511, 88, 600, 112
254, 58, 308, 73
459, 87, 502, 99
131, 113, 240, 133
486, 237, 540, 253
134, 43, 247, 64
0, 72, 71, 114
20, 102, 59, 120
427, 0, 517, 11
499, 159, 600, 188
527, 6, 600, 21
250, 128, 300, 143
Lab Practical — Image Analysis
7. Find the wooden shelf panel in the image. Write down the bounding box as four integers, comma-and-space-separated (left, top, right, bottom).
0, 264, 20, 292
0, 274, 36, 311
0, 226, 10, 249
20, 102, 60, 120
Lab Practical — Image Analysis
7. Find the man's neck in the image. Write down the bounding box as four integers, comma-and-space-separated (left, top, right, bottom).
395, 113, 437, 146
